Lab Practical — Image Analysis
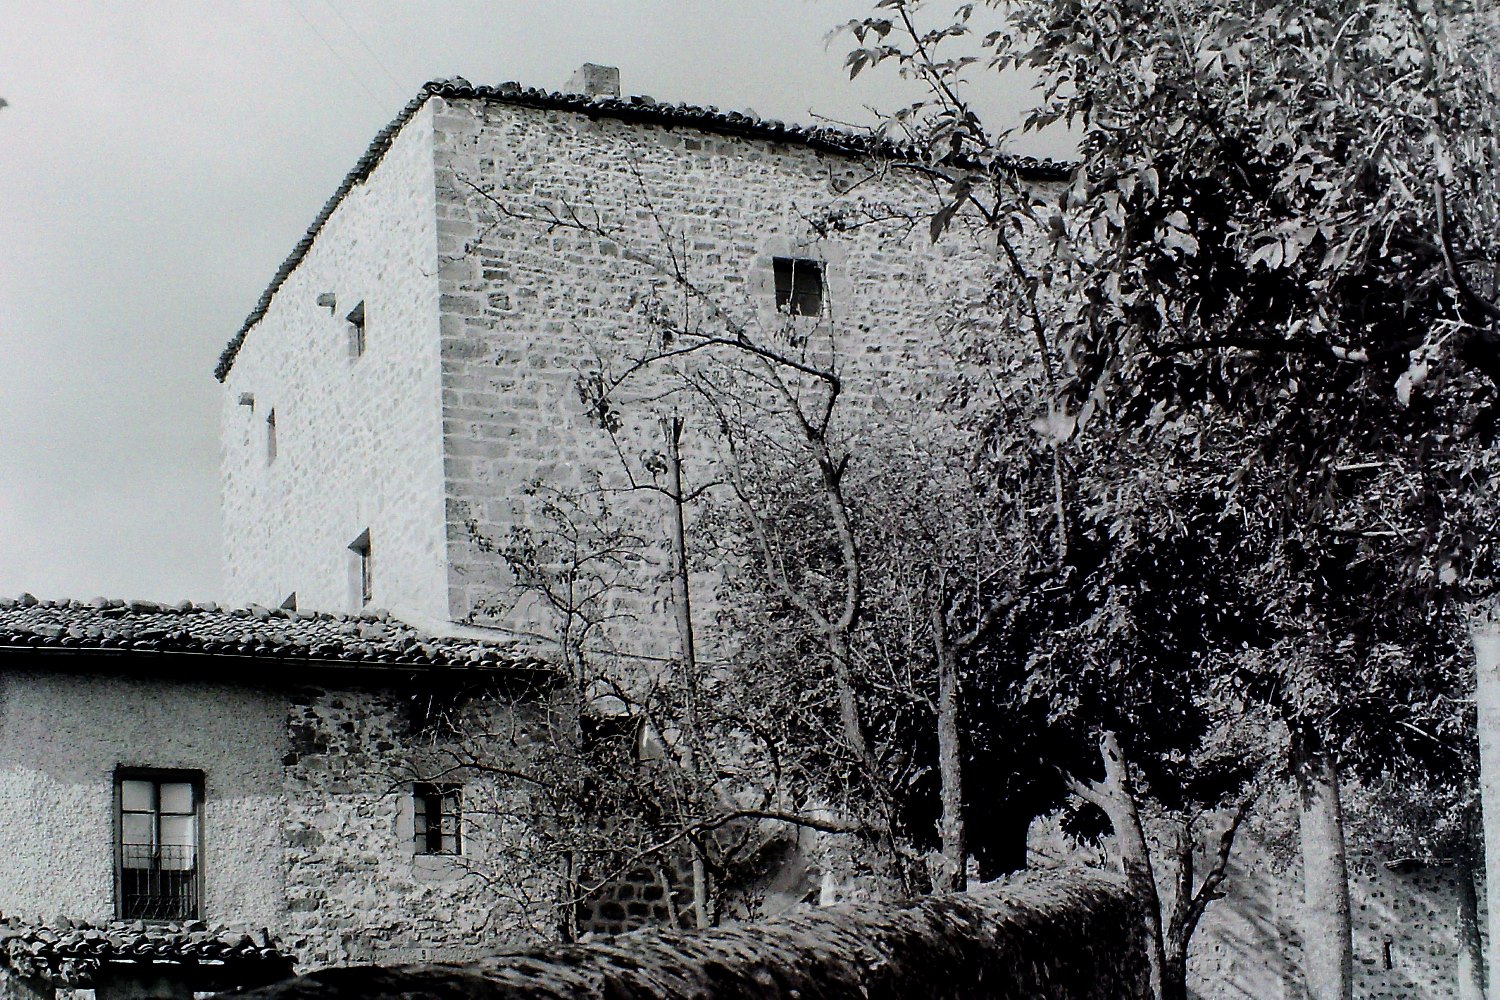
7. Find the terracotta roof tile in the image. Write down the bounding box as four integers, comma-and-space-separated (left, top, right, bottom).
0, 916, 294, 987
214, 77, 1072, 382
0, 593, 549, 676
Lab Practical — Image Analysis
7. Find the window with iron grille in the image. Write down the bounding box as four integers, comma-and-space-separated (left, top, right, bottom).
116, 770, 202, 920
412, 783, 462, 855
772, 257, 825, 316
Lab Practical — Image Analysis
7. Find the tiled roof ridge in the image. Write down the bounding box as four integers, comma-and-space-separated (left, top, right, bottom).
0, 914, 292, 987
214, 76, 1073, 382
0, 592, 547, 673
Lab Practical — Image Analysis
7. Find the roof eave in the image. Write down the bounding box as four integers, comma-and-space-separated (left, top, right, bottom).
214, 79, 1074, 382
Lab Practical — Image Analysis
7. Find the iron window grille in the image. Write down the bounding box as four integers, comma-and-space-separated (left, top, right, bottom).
412, 783, 462, 856
772, 257, 825, 316
115, 770, 202, 921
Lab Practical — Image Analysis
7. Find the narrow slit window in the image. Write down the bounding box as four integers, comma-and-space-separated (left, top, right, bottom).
346, 301, 366, 359
412, 783, 462, 855
348, 529, 372, 609
265, 408, 277, 464
773, 257, 824, 316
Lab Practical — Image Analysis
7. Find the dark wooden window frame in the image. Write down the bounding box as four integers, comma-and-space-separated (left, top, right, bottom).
772, 257, 825, 317
113, 766, 205, 922
412, 783, 462, 856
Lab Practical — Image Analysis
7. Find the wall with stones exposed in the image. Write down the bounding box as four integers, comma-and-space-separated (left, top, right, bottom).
1187, 836, 1484, 1000
280, 682, 559, 969
0, 666, 285, 928
1027, 810, 1484, 1000
1032, 815, 1476, 1000
0, 662, 559, 975
428, 96, 1023, 651
220, 100, 450, 620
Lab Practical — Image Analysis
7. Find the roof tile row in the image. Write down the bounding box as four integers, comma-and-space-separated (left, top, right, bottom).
0, 594, 543, 673
215, 77, 1070, 381
0, 916, 293, 987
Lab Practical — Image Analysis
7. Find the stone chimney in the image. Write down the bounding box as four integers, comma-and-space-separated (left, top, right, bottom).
565, 63, 620, 99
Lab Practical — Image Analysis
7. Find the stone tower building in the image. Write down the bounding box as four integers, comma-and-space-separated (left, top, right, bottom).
215, 72, 1063, 643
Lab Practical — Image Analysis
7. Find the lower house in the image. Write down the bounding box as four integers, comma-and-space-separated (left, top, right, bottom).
0, 596, 561, 999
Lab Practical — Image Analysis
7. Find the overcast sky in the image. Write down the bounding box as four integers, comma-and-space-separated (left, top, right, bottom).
0, 1, 1070, 605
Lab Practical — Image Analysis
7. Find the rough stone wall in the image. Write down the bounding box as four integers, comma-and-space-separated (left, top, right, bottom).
221, 99, 449, 620
576, 863, 691, 938
1027, 812, 1484, 999
1188, 837, 1485, 1000
428, 96, 1019, 649
0, 667, 285, 928
0, 662, 559, 975
229, 868, 1150, 1000
280, 683, 559, 969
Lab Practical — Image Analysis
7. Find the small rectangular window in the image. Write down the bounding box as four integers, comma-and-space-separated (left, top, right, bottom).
116, 769, 202, 920
346, 301, 366, 359
412, 783, 462, 855
773, 257, 824, 316
348, 529, 372, 609
266, 408, 277, 464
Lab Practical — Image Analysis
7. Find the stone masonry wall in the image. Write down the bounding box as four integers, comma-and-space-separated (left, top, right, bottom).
429, 96, 1028, 653
1188, 836, 1485, 1000
281, 683, 559, 969
0, 662, 559, 975
221, 100, 450, 620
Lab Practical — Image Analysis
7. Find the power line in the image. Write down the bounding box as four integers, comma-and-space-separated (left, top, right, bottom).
281, 0, 389, 112
320, 0, 408, 101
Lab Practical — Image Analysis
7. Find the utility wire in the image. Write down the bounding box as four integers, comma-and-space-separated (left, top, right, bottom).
282, 0, 389, 112
320, 0, 409, 101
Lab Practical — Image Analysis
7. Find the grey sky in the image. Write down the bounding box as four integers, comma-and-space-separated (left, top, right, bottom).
0, 1, 1069, 604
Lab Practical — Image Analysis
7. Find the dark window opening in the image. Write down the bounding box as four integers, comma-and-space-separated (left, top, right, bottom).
116, 770, 202, 920
349, 529, 372, 608
413, 783, 462, 855
773, 257, 824, 316
581, 712, 643, 759
265, 408, 277, 464
346, 301, 366, 359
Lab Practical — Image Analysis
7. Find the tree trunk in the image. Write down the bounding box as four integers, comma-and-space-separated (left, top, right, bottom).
1294, 745, 1354, 1000
1158, 956, 1188, 1000
930, 600, 965, 892
1474, 616, 1500, 998
1456, 838, 1486, 1000
1159, 799, 1252, 1000
663, 417, 711, 930
1159, 819, 1195, 1000
1096, 732, 1169, 1000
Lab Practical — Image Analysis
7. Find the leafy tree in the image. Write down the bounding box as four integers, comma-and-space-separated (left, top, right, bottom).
844, 1, 1497, 996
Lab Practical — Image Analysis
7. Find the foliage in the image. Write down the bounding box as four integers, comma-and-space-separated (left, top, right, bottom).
839, 1, 1498, 994
840, 0, 1495, 790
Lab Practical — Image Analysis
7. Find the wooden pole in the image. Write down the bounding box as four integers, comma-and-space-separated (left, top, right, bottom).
1470, 616, 1500, 998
